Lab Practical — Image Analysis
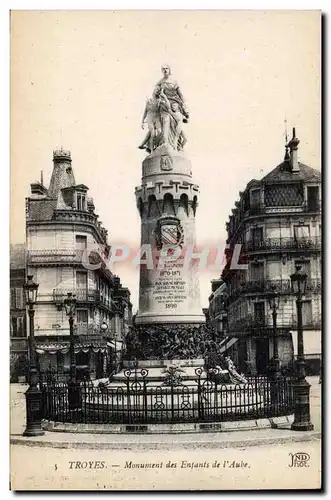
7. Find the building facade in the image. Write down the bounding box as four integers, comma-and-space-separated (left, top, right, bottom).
208, 279, 228, 337
218, 130, 321, 375
10, 244, 28, 381
25, 149, 132, 380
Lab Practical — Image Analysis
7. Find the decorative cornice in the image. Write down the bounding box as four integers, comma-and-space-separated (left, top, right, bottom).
53, 149, 71, 162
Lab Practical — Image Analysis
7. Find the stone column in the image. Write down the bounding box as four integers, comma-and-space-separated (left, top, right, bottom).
135, 144, 205, 326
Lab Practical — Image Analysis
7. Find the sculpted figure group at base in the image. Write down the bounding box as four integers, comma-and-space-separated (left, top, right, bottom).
124, 323, 217, 361
138, 65, 189, 154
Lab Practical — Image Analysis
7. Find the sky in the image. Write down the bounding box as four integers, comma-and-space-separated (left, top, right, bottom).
10, 10, 321, 311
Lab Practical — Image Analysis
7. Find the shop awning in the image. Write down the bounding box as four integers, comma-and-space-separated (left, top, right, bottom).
36, 342, 108, 355
290, 330, 322, 357
219, 337, 238, 354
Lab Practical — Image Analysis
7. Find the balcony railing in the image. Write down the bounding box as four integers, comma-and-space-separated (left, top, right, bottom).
28, 249, 83, 264
52, 288, 114, 313
28, 249, 109, 265
73, 324, 109, 342
244, 236, 321, 253
228, 201, 321, 241
229, 278, 321, 300
53, 288, 100, 303
228, 313, 321, 334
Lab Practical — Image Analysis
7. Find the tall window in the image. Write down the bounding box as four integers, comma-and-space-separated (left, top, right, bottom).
307, 186, 319, 211
251, 227, 263, 249
76, 271, 87, 300
77, 193, 86, 211
75, 235, 87, 250
251, 188, 260, 207
11, 317, 25, 337
294, 225, 310, 241
10, 288, 16, 309
254, 302, 265, 324
76, 271, 87, 289
10, 287, 24, 309
76, 309, 88, 324
251, 261, 264, 282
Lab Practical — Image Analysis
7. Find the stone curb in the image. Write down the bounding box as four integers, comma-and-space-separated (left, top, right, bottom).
11, 431, 321, 450
41, 415, 294, 434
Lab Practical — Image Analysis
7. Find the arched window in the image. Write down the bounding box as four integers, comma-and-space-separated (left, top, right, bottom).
162, 193, 175, 215
147, 195, 160, 218
179, 193, 189, 216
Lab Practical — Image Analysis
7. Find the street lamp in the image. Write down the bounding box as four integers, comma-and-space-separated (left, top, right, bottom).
290, 263, 314, 431
100, 321, 108, 334
110, 332, 118, 373
101, 321, 118, 374
63, 292, 80, 410
64, 292, 77, 382
23, 275, 44, 436
267, 290, 281, 380
100, 321, 109, 377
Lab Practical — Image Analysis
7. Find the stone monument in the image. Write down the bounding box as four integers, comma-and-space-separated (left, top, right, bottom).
121, 65, 215, 379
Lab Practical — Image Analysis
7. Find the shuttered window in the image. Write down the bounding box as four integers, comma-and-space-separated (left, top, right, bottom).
10, 288, 24, 309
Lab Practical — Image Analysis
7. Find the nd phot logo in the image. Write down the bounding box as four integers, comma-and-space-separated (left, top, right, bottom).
288, 452, 310, 468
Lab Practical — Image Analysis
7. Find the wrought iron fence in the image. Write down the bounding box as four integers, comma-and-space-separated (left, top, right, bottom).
41, 368, 294, 425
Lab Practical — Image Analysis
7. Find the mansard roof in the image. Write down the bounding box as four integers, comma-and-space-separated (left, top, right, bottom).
261, 161, 321, 184
27, 198, 58, 221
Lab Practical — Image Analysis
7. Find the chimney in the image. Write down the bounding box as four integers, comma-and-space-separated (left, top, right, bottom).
30, 182, 48, 197
287, 127, 300, 172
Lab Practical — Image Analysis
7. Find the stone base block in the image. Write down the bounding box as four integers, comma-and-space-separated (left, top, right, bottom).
135, 313, 206, 324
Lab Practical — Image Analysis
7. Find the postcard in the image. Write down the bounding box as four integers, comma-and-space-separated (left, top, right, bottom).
10, 9, 322, 491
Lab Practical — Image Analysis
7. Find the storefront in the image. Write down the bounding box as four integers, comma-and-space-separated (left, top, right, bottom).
36, 341, 109, 381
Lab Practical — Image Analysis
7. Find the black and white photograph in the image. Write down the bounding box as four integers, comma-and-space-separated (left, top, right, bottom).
9, 9, 322, 490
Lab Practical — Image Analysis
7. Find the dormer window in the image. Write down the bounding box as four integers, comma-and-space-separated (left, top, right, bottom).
76, 192, 86, 211
250, 188, 260, 206
307, 186, 319, 212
